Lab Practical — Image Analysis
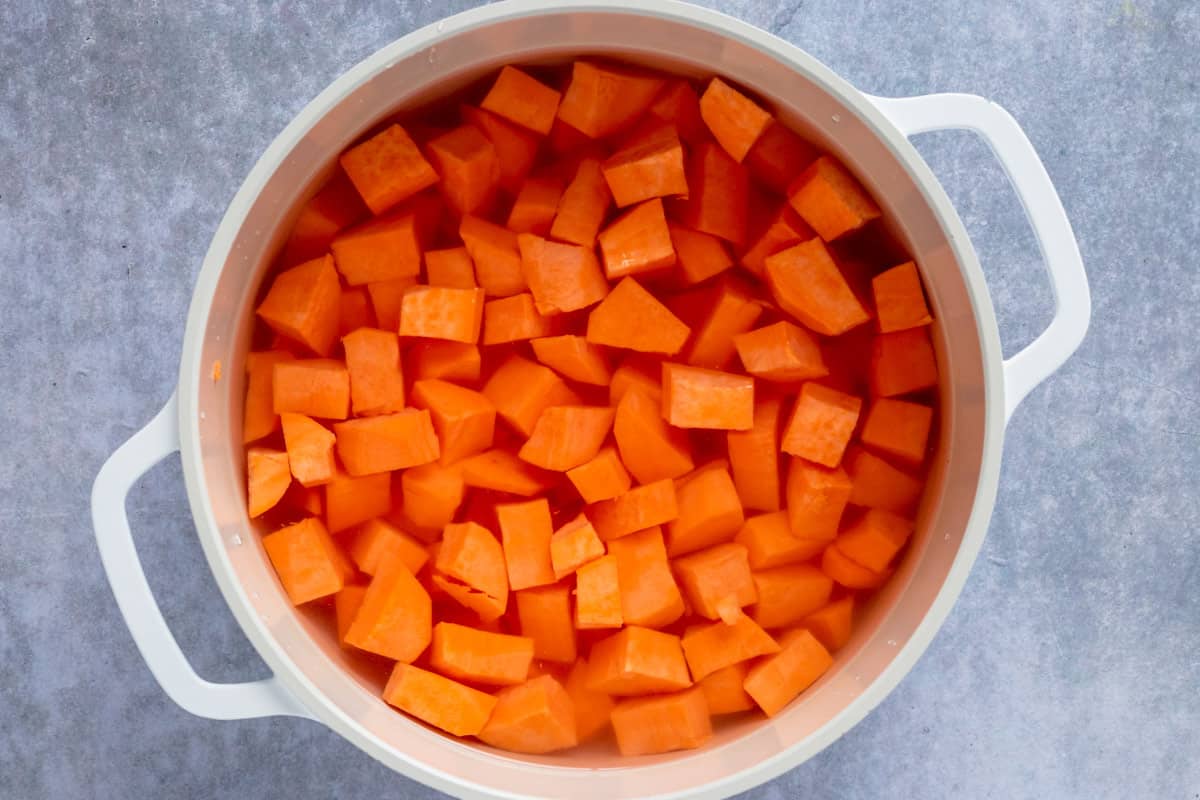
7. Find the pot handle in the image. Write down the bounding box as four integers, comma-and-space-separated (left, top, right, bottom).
866, 93, 1090, 422
92, 392, 311, 721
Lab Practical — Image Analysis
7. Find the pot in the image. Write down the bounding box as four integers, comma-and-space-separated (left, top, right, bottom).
91, 2, 1090, 798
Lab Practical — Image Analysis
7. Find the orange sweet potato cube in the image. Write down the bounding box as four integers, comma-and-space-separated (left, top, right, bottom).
478, 674, 577, 755
666, 465, 745, 557
429, 621, 534, 686
662, 363, 754, 431
844, 447, 924, 514
410, 341, 481, 384
740, 203, 813, 278
610, 356, 662, 405
410, 378, 496, 466
734, 321, 828, 382
482, 293, 551, 345
279, 412, 336, 488
519, 405, 614, 472
601, 125, 688, 207
481, 354, 580, 437
613, 383, 694, 484
382, 663, 497, 737
481, 65, 562, 135
860, 398, 934, 465
586, 277, 691, 355
608, 526, 685, 629
458, 449, 555, 497
566, 446, 632, 504
869, 328, 939, 397
598, 198, 677, 280
727, 395, 783, 512
686, 277, 763, 370
698, 77, 772, 163
331, 212, 421, 286
366, 277, 417, 332
507, 174, 565, 236
517, 234, 609, 315
243, 350, 294, 443
263, 517, 347, 605
280, 170, 367, 266
821, 542, 889, 589
246, 447, 291, 518
556, 60, 665, 139
427, 123, 501, 217
344, 551, 432, 662
835, 508, 914, 573
399, 286, 485, 343
743, 628, 833, 716
745, 121, 819, 194
424, 246, 477, 289
785, 458, 853, 540
400, 461, 465, 532
434, 521, 509, 621
324, 469, 391, 533
764, 238, 870, 336
673, 542, 757, 623
680, 614, 779, 682
589, 479, 679, 542
462, 105, 540, 195
338, 287, 374, 336
574, 554, 623, 629
672, 140, 748, 245
734, 511, 826, 569
334, 585, 366, 646
349, 518, 429, 576
272, 359, 350, 420
460, 214, 527, 297
873, 261, 933, 333
587, 626, 690, 695
786, 155, 881, 241
802, 595, 855, 652
750, 563, 833, 629
333, 410, 440, 475
341, 328, 405, 416
530, 335, 612, 385
550, 514, 606, 580
516, 583, 577, 664
550, 157, 611, 247
256, 255, 342, 357
697, 663, 755, 715
781, 382, 862, 468
497, 498, 556, 592
669, 223, 733, 285
610, 687, 711, 755
647, 79, 707, 144
339, 124, 438, 215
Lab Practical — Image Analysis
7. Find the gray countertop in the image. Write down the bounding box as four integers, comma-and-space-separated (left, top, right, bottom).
2, 1, 1198, 797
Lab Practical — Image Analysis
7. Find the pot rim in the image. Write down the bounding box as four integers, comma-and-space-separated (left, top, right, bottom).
177, 1, 1007, 797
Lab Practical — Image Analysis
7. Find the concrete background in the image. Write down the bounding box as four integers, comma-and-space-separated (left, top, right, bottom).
2, 0, 1198, 797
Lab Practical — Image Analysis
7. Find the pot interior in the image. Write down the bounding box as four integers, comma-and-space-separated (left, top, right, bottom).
185, 6, 990, 797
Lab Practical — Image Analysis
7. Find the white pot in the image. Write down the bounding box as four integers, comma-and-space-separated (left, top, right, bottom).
91, 2, 1090, 798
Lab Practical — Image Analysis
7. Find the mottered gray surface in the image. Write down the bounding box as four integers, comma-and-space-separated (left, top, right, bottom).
2, 1, 1198, 798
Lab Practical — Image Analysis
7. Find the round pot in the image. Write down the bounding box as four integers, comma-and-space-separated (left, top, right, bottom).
92, 2, 1090, 798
